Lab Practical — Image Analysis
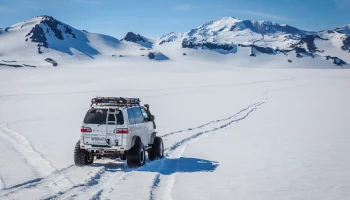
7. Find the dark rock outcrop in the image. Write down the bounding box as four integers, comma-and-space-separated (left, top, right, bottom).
148, 52, 155, 59
238, 20, 306, 35
25, 25, 48, 48
252, 45, 275, 54
326, 56, 347, 66
123, 32, 146, 43
0, 63, 23, 68
40, 16, 76, 39
25, 16, 76, 48
341, 35, 350, 52
250, 47, 256, 56
182, 41, 235, 51
45, 58, 58, 66
146, 52, 169, 60
294, 47, 307, 54
291, 35, 327, 53
23, 64, 36, 68
0, 62, 36, 68
239, 44, 275, 55
38, 45, 43, 54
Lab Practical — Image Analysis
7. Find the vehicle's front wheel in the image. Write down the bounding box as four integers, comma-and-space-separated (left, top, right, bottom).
74, 141, 94, 166
148, 137, 164, 161
127, 139, 146, 167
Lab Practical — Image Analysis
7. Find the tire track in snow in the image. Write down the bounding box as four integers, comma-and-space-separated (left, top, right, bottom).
149, 98, 266, 200
87, 171, 127, 200
42, 166, 107, 200
0, 165, 78, 198
149, 174, 161, 200
162, 101, 264, 138
0, 125, 57, 177
0, 164, 109, 199
167, 102, 264, 155
43, 162, 129, 200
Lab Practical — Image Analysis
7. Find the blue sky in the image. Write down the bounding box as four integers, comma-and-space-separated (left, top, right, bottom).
0, 0, 349, 39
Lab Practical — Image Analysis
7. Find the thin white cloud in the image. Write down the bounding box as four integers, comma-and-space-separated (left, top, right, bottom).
0, 5, 15, 13
74, 0, 105, 5
174, 4, 193, 11
232, 9, 289, 21
334, 0, 350, 7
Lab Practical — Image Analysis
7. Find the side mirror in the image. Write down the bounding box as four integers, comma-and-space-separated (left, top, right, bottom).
149, 115, 155, 121
144, 104, 149, 109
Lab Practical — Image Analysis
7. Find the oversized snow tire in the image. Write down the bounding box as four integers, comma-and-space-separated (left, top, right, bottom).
148, 137, 164, 161
120, 153, 127, 161
127, 139, 146, 167
74, 141, 93, 166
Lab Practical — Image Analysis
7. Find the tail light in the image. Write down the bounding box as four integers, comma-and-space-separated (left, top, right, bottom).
115, 128, 128, 134
81, 126, 92, 133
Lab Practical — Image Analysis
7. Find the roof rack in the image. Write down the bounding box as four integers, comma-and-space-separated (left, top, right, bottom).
91, 97, 140, 107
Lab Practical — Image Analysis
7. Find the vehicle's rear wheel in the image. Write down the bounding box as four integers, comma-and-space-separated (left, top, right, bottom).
148, 137, 164, 161
120, 153, 127, 161
74, 141, 94, 166
127, 139, 146, 167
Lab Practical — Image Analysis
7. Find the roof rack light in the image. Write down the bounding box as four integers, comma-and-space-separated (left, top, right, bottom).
91, 97, 140, 107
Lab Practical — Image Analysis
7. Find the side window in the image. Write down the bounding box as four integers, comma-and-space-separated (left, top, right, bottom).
132, 107, 144, 124
127, 108, 135, 125
140, 107, 149, 121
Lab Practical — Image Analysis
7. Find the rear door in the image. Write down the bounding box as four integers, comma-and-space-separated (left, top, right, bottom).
82, 108, 125, 146
105, 109, 125, 146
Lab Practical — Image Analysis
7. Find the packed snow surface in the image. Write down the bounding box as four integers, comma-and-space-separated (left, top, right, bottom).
0, 59, 350, 200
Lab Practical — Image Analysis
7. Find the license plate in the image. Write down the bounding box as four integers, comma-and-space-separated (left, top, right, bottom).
91, 137, 106, 141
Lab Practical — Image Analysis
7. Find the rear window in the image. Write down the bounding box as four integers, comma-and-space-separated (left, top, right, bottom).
83, 108, 124, 125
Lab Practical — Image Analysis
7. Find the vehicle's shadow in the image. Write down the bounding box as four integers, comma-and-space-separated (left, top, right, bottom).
89, 157, 219, 175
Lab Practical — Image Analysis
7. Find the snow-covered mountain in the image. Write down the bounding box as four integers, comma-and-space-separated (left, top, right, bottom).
157, 17, 349, 66
0, 15, 349, 68
335, 24, 350, 35
0, 16, 167, 67
0, 16, 121, 58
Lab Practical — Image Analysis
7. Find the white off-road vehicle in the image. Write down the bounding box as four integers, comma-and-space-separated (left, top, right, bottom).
74, 97, 164, 167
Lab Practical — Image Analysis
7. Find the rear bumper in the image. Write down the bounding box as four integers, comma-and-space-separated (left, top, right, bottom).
81, 144, 127, 152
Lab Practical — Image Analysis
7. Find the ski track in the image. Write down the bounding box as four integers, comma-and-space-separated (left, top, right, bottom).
149, 98, 266, 200
0, 125, 57, 178
1, 96, 266, 200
